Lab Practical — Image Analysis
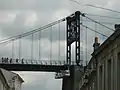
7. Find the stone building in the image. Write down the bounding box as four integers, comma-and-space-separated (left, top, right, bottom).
0, 68, 24, 90
79, 24, 120, 90
0, 68, 9, 90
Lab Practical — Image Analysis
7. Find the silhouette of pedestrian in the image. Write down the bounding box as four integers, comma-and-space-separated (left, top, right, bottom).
3, 57, 5, 63
1, 57, 3, 63
16, 58, 18, 63
10, 58, 12, 64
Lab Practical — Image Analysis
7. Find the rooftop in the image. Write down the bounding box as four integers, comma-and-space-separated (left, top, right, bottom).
0, 68, 24, 87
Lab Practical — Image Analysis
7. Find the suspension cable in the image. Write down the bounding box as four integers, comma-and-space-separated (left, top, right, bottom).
85, 4, 120, 14
0, 18, 66, 44
58, 23, 60, 61
50, 26, 52, 62
83, 19, 115, 25
12, 40, 14, 59
39, 31, 41, 60
81, 24, 109, 38
84, 13, 120, 20
19, 37, 21, 60
83, 15, 115, 32
0, 11, 115, 45
31, 34, 34, 61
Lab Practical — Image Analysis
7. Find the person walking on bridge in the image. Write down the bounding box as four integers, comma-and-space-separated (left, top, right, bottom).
10, 58, 12, 64
21, 58, 24, 64
16, 58, 18, 63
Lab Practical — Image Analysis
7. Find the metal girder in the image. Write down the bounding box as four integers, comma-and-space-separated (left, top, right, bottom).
66, 11, 81, 66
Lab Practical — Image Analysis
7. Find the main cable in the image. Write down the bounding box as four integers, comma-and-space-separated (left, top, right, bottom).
81, 23, 109, 38
86, 4, 120, 14
84, 13, 120, 20
82, 15, 115, 32
0, 18, 66, 44
0, 11, 115, 44
70, 0, 120, 14
83, 19, 115, 25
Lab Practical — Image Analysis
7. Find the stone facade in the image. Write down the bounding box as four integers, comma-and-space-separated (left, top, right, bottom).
79, 25, 120, 90
0, 69, 9, 90
0, 68, 24, 90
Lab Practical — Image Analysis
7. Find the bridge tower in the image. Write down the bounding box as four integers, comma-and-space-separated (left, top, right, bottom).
66, 11, 81, 66
62, 11, 84, 90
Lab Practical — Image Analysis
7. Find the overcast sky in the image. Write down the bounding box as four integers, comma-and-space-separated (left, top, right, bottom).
0, 0, 119, 90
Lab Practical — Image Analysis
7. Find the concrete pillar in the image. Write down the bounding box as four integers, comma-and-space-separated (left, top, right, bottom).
62, 66, 84, 90
72, 66, 84, 90
62, 76, 72, 90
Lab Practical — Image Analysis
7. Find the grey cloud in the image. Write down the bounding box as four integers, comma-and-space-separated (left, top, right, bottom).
0, 11, 67, 42
0, 0, 119, 90
0, 0, 67, 12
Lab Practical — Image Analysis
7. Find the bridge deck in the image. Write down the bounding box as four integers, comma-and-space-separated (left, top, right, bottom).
0, 59, 77, 72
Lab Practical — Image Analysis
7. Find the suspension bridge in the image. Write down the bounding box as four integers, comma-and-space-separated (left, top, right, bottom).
0, 11, 115, 78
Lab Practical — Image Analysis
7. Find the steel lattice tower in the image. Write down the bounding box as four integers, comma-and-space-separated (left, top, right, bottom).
66, 11, 81, 66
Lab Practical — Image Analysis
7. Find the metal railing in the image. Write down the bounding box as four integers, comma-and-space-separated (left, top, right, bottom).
0, 58, 84, 66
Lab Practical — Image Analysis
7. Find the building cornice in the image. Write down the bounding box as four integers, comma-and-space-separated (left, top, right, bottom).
92, 29, 120, 57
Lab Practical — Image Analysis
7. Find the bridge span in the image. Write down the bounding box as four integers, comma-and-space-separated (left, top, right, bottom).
0, 58, 81, 72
